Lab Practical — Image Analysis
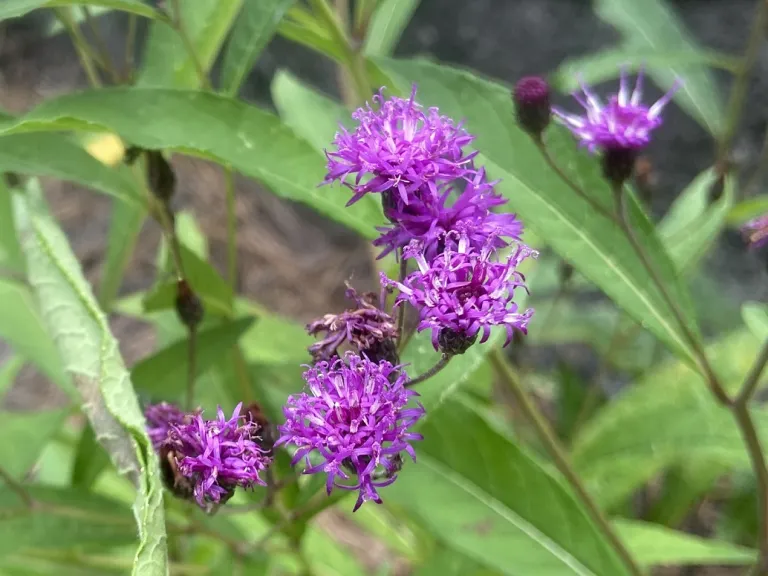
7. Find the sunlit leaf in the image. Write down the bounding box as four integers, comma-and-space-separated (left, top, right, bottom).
363, 0, 420, 57
0, 0, 163, 21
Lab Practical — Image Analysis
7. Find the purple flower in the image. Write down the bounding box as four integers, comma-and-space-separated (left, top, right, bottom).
373, 167, 524, 260
276, 353, 425, 512
145, 402, 191, 450
743, 214, 768, 249
307, 284, 398, 362
166, 403, 271, 510
382, 236, 536, 350
324, 85, 478, 206
553, 68, 681, 152
513, 76, 552, 137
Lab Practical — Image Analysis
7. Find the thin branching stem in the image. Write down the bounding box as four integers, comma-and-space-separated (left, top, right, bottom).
224, 168, 238, 290
737, 337, 768, 405
0, 467, 34, 508
185, 325, 198, 410
80, 6, 121, 84
406, 354, 452, 387
55, 8, 102, 88
169, 0, 211, 90
123, 14, 137, 82
489, 349, 644, 576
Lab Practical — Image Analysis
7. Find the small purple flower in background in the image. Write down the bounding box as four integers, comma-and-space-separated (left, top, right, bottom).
276, 353, 424, 511
145, 402, 192, 449
742, 214, 768, 249
373, 168, 524, 260
513, 76, 552, 137
307, 284, 398, 362
552, 68, 681, 152
324, 86, 477, 206
383, 235, 536, 353
166, 403, 271, 511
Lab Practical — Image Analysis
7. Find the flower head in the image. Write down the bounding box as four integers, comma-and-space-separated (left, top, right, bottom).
307, 284, 398, 362
166, 403, 271, 511
553, 68, 681, 152
513, 76, 551, 137
324, 85, 477, 206
145, 402, 191, 450
743, 214, 768, 249
276, 353, 425, 511
373, 168, 524, 260
383, 236, 536, 350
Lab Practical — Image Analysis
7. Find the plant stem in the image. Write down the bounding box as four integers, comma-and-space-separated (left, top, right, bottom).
396, 251, 407, 347
185, 325, 198, 410
0, 467, 34, 508
224, 168, 238, 290
406, 354, 452, 387
489, 349, 644, 576
716, 0, 768, 173
737, 337, 768, 405
169, 0, 211, 90
55, 8, 102, 88
614, 186, 730, 406
80, 6, 121, 84
124, 14, 137, 82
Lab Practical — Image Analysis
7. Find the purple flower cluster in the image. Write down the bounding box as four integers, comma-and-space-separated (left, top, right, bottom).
145, 402, 272, 511
276, 353, 424, 511
743, 214, 768, 249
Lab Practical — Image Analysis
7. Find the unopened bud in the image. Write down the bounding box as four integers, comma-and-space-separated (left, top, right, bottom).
147, 150, 176, 203
513, 76, 551, 138
437, 328, 477, 356
175, 280, 204, 328
601, 147, 636, 189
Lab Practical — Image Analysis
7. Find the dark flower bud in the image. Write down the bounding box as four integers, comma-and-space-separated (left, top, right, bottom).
513, 76, 551, 138
381, 190, 399, 223
601, 146, 636, 189
146, 150, 176, 203
123, 145, 143, 166
362, 337, 400, 367
158, 444, 195, 502
175, 280, 204, 328
437, 328, 478, 356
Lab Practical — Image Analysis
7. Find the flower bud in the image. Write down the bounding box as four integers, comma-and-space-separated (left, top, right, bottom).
158, 444, 195, 502
437, 328, 478, 356
146, 150, 176, 203
513, 76, 551, 138
175, 280, 204, 328
601, 147, 636, 189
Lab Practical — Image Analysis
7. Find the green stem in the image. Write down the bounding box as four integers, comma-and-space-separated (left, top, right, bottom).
185, 325, 198, 410
396, 251, 407, 348
124, 14, 137, 82
224, 168, 238, 290
80, 6, 121, 83
737, 337, 768, 405
489, 349, 644, 576
406, 354, 451, 387
0, 467, 34, 508
55, 8, 102, 88
170, 0, 211, 90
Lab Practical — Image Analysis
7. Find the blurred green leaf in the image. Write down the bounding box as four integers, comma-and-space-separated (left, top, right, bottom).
727, 195, 768, 226
131, 317, 254, 401
742, 301, 768, 341
302, 526, 367, 576
222, 0, 297, 95
572, 330, 764, 509
345, 504, 420, 560
616, 520, 756, 567
718, 471, 759, 545
645, 460, 723, 528
0, 487, 136, 557
593, 0, 724, 134
387, 398, 632, 575
0, 408, 69, 480
556, 363, 605, 444
552, 48, 739, 93
13, 182, 167, 575
658, 169, 734, 272
414, 544, 497, 576
0, 0, 162, 21
0, 180, 24, 274
0, 89, 382, 237
236, 301, 311, 364
0, 134, 142, 206
140, 0, 242, 88
71, 424, 111, 490
363, 0, 420, 57
0, 356, 24, 400
277, 8, 346, 63
379, 57, 701, 368
99, 198, 145, 310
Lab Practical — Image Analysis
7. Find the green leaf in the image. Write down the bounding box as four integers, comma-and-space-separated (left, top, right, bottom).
742, 301, 768, 341
593, 0, 724, 134
0, 487, 136, 556
0, 0, 163, 21
140, 0, 243, 88
616, 520, 756, 567
0, 356, 24, 400
99, 198, 146, 310
0, 180, 24, 274
0, 134, 142, 206
131, 317, 255, 402
0, 88, 381, 237
363, 0, 420, 57
0, 408, 69, 480
387, 398, 632, 575
277, 9, 346, 63
657, 169, 734, 272
378, 57, 700, 367
271, 70, 349, 154
71, 424, 111, 489
221, 0, 297, 95
13, 183, 167, 575
728, 194, 768, 226
414, 545, 497, 576
572, 330, 763, 509
236, 300, 312, 364
645, 460, 722, 528
552, 48, 740, 93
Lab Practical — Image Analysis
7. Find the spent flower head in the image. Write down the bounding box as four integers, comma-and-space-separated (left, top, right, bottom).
307, 284, 398, 362
553, 68, 681, 152
324, 85, 478, 206
383, 235, 536, 351
276, 353, 425, 511
166, 403, 271, 511
145, 402, 193, 450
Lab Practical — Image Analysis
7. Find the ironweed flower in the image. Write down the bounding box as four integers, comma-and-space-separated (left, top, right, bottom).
552, 68, 681, 152
276, 353, 425, 512
145, 402, 191, 450
167, 403, 271, 511
373, 168, 524, 260
513, 76, 552, 137
742, 214, 768, 249
324, 85, 477, 206
307, 285, 398, 362
383, 235, 536, 351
